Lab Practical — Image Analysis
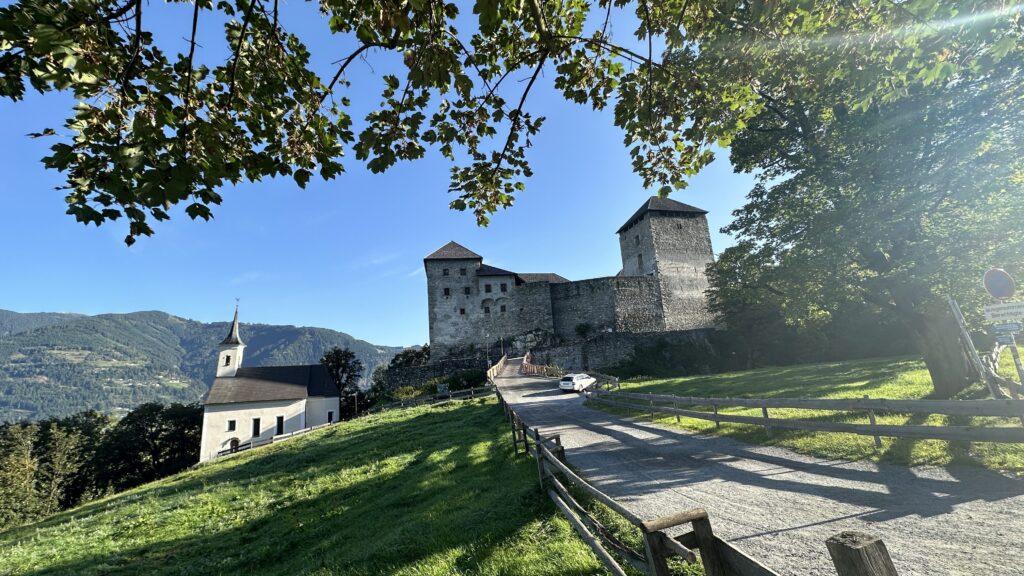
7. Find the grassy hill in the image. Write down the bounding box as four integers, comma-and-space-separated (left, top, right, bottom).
0, 398, 604, 576
0, 310, 403, 422
590, 356, 1024, 474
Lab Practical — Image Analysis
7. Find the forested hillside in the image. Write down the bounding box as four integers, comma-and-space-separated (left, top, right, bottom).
0, 310, 402, 422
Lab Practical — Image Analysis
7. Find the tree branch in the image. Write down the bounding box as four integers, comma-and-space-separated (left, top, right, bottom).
182, 0, 201, 121
490, 52, 548, 177
226, 0, 258, 106
319, 43, 377, 106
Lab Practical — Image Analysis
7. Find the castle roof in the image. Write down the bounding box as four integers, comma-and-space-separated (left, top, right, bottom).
204, 364, 339, 405
477, 264, 516, 277
219, 306, 244, 347
617, 196, 708, 234
424, 241, 483, 261
518, 273, 570, 284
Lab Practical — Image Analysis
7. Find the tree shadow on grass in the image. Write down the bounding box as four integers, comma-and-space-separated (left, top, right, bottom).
3, 401, 603, 576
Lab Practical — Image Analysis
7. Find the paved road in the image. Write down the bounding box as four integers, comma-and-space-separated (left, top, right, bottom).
496, 358, 1024, 576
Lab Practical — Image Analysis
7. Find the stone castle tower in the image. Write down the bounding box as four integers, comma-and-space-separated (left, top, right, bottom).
615, 197, 715, 330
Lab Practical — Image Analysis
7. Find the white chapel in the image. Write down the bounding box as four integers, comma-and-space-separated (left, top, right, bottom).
198, 307, 341, 462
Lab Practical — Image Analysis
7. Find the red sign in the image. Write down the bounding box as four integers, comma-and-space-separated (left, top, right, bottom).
984, 268, 1016, 300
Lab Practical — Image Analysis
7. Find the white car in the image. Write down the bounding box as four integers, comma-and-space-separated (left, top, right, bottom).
559, 373, 597, 393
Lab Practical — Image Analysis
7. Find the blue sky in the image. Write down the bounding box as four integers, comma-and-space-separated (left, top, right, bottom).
0, 3, 756, 347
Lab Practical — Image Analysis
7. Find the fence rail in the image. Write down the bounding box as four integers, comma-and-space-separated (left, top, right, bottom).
587, 388, 1024, 444
487, 354, 508, 383
521, 351, 565, 378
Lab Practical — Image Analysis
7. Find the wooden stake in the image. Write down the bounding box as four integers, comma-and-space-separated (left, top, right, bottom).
826, 532, 900, 576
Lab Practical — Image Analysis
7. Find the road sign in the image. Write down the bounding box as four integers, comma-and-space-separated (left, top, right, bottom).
993, 322, 1023, 333
985, 301, 1024, 322
984, 268, 1016, 300
996, 334, 1015, 346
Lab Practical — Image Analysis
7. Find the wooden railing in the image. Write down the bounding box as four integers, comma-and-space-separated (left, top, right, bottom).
521, 351, 564, 378
486, 354, 508, 383
496, 388, 904, 575
587, 388, 1024, 444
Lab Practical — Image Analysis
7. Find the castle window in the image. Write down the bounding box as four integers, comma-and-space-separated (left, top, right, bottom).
484, 306, 491, 314
443, 287, 450, 297
226, 420, 236, 432
252, 418, 261, 437
463, 286, 471, 295
459, 308, 466, 315
459, 268, 467, 276
677, 223, 683, 230
485, 284, 492, 293
276, 416, 284, 435
637, 254, 643, 270
500, 283, 507, 292
443, 268, 449, 276
500, 305, 507, 313
328, 411, 334, 423
635, 234, 639, 245
223, 355, 231, 366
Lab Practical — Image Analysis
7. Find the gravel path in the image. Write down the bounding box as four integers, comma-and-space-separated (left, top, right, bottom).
496, 359, 1024, 576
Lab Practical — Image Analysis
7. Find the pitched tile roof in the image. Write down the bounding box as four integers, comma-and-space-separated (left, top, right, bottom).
477, 264, 516, 277
204, 364, 339, 405
518, 273, 570, 284
617, 196, 708, 234
424, 241, 483, 261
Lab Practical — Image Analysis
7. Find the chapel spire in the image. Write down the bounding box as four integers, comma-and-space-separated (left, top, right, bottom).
220, 304, 244, 346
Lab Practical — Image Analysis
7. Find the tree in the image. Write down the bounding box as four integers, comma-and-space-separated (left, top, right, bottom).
0, 424, 42, 529
4, 0, 999, 245
320, 346, 364, 394
367, 364, 390, 404
94, 402, 202, 492
389, 345, 430, 369
705, 2, 1024, 396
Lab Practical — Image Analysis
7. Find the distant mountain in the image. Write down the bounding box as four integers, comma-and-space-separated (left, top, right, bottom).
0, 309, 404, 422
0, 309, 83, 337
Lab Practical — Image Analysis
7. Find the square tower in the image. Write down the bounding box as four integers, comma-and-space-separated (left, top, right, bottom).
617, 197, 715, 330
424, 241, 485, 354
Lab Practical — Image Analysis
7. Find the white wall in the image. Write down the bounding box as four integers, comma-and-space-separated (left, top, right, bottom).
199, 399, 306, 462
305, 396, 341, 427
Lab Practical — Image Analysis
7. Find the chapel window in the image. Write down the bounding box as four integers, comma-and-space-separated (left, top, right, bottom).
252, 418, 261, 437
224, 355, 231, 366
226, 420, 236, 432
276, 416, 284, 435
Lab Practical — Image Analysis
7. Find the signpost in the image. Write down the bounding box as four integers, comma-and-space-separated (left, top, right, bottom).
983, 268, 1024, 392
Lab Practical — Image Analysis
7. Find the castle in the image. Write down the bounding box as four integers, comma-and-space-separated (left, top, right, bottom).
423, 196, 715, 358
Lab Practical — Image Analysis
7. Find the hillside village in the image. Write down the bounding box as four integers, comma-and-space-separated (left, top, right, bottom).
2, 1, 1024, 576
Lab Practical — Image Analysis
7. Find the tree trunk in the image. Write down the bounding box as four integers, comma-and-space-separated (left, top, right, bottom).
909, 312, 975, 398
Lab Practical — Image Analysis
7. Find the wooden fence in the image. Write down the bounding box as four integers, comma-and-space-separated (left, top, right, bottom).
487, 354, 508, 383
495, 388, 901, 575
587, 388, 1024, 444
521, 351, 565, 378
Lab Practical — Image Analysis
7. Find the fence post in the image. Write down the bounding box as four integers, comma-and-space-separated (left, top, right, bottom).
826, 532, 900, 576
713, 404, 720, 429
691, 516, 727, 576
510, 414, 520, 454
534, 428, 546, 491
650, 392, 655, 422
675, 398, 680, 423
761, 406, 772, 436
642, 531, 672, 576
554, 435, 566, 462
865, 395, 882, 449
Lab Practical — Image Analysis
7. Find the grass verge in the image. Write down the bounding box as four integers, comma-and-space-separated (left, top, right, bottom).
0, 398, 607, 576
587, 356, 1024, 474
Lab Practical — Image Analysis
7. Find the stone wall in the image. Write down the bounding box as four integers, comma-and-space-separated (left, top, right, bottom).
550, 276, 665, 339
649, 214, 715, 330
384, 355, 489, 390
529, 329, 714, 373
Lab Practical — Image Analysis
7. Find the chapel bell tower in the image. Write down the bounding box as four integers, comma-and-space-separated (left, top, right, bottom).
216, 305, 246, 378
